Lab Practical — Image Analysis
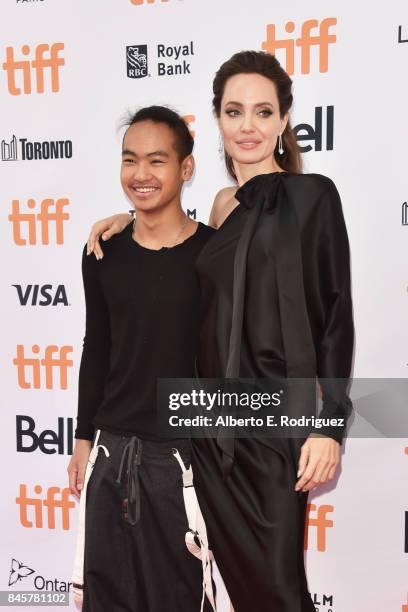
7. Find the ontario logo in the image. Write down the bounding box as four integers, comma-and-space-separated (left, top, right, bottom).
8, 559, 34, 587
8, 558, 72, 591
126, 45, 148, 78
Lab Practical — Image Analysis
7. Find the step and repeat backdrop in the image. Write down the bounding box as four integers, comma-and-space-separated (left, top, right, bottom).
1, 1, 407, 611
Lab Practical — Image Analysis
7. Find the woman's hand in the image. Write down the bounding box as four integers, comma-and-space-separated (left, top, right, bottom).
87, 213, 132, 260
295, 435, 340, 492
67, 439, 92, 499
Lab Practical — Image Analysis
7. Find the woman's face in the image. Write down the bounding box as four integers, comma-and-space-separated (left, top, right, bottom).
218, 73, 288, 169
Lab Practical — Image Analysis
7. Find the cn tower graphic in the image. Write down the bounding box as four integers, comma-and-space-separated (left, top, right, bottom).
1, 135, 18, 161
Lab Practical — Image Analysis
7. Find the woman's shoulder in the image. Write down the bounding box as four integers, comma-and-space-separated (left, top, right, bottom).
213, 186, 237, 205
210, 186, 238, 229
286, 172, 341, 209
287, 172, 337, 193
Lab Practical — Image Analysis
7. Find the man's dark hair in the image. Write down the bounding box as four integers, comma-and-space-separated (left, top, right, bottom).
123, 105, 194, 161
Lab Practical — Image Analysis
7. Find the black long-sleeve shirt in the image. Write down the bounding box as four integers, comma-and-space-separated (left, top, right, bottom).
75, 221, 215, 441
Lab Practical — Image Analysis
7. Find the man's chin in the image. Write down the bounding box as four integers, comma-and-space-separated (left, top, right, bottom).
129, 195, 163, 212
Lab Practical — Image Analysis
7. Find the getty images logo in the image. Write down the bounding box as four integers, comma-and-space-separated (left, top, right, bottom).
1, 135, 73, 161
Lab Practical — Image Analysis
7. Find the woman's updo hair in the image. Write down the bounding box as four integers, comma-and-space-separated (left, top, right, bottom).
212, 50, 302, 180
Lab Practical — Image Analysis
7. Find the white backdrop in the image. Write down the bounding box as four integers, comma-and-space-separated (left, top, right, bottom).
1, 1, 407, 611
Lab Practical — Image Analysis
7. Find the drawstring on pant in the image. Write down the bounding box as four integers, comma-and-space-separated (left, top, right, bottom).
72, 429, 110, 608
172, 448, 217, 612
116, 436, 143, 525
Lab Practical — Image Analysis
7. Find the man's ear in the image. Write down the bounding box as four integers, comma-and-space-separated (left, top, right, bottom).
182, 154, 195, 181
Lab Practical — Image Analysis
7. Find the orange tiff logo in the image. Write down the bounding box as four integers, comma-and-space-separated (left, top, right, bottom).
403, 594, 408, 612
262, 18, 337, 75
8, 198, 69, 246
304, 503, 334, 552
130, 0, 174, 4
16, 484, 75, 530
182, 114, 195, 138
2, 43, 64, 95
13, 344, 73, 390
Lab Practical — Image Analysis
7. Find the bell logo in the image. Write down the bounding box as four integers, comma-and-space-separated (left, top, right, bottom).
304, 503, 334, 552
13, 344, 73, 390
262, 18, 337, 75
16, 485, 75, 530
8, 198, 69, 245
182, 114, 195, 138
398, 26, 408, 44
2, 43, 64, 95
402, 202, 408, 226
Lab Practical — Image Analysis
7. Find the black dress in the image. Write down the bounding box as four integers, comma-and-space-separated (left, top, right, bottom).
191, 172, 354, 612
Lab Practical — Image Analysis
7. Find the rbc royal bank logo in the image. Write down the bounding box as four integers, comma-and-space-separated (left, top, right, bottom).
126, 45, 148, 78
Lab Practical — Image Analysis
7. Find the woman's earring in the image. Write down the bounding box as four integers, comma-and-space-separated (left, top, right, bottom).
278, 132, 284, 155
218, 133, 224, 158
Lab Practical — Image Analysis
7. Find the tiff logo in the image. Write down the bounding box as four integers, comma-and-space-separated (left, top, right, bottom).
182, 114, 195, 138
16, 485, 75, 530
13, 344, 73, 390
130, 0, 180, 4
1, 135, 17, 160
304, 503, 334, 551
402, 202, 408, 226
2, 43, 64, 95
8, 198, 69, 245
262, 18, 337, 75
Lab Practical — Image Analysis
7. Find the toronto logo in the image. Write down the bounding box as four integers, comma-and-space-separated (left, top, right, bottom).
1, 135, 17, 161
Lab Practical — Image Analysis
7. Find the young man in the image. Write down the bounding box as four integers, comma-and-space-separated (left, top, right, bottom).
68, 107, 215, 611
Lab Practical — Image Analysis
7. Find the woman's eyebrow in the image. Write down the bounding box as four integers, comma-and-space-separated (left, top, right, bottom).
224, 101, 274, 108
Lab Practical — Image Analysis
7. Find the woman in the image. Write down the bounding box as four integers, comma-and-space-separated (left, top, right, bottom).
87, 51, 354, 612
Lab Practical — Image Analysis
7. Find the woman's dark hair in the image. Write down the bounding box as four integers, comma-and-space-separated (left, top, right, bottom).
212, 51, 301, 180
123, 105, 194, 161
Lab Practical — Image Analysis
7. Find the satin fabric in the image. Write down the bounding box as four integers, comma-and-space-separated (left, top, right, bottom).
196, 172, 353, 460
192, 172, 354, 612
